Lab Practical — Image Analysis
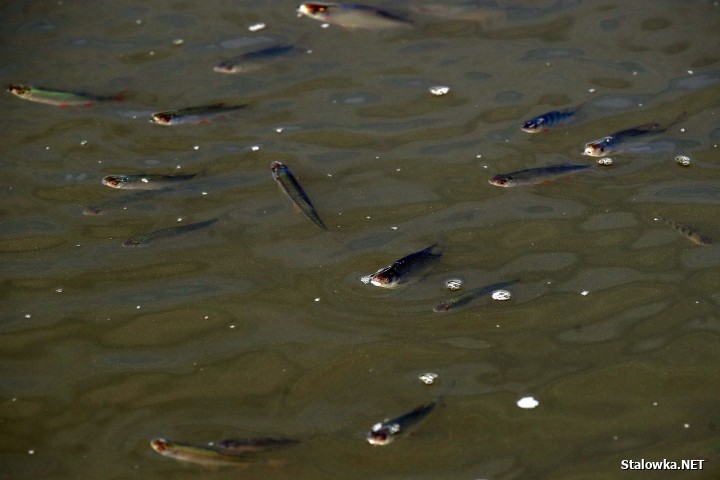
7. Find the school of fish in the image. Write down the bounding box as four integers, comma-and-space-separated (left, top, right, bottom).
6, 0, 715, 471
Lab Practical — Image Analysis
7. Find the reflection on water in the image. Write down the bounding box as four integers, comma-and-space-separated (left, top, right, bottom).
1, 0, 720, 478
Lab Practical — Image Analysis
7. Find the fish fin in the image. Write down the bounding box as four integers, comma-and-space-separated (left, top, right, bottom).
292, 203, 301, 213
199, 119, 210, 125
83, 102, 95, 108
542, 179, 554, 184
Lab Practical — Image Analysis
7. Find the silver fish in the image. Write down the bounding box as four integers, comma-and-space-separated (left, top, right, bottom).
365, 244, 441, 288
367, 401, 436, 446
298, 2, 412, 29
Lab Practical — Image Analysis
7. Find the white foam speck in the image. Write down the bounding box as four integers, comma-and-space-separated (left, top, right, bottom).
517, 396, 539, 409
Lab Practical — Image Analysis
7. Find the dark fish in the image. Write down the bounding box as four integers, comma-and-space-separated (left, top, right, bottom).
217, 438, 299, 453
582, 112, 687, 157
150, 437, 297, 467
367, 401, 436, 446
271, 161, 327, 231
7, 84, 126, 107
654, 214, 712, 246
365, 244, 441, 288
489, 164, 590, 187
82, 190, 161, 216
123, 218, 218, 247
521, 109, 576, 133
151, 103, 246, 125
214, 44, 300, 74
102, 173, 197, 190
433, 279, 519, 313
297, 2, 412, 29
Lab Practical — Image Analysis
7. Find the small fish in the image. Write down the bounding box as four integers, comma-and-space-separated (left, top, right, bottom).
151, 103, 246, 125
582, 113, 687, 157
150, 437, 296, 467
6, 84, 126, 107
489, 164, 590, 187
297, 2, 412, 29
82, 190, 162, 216
367, 401, 436, 446
271, 161, 327, 231
216, 438, 299, 453
433, 279, 519, 313
582, 123, 663, 157
654, 214, 712, 246
102, 173, 197, 190
365, 244, 441, 288
521, 109, 576, 133
214, 45, 300, 74
123, 218, 218, 247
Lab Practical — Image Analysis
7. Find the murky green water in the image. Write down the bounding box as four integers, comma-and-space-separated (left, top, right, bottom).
2, 0, 720, 478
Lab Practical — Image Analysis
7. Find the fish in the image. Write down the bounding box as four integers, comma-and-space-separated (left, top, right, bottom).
297, 2, 412, 29
151, 103, 246, 125
433, 279, 519, 313
6, 84, 126, 107
214, 44, 300, 74
367, 401, 436, 446
82, 190, 162, 216
123, 218, 218, 247
364, 244, 441, 288
270, 161, 327, 231
489, 164, 590, 187
654, 214, 712, 246
582, 112, 687, 157
102, 173, 197, 190
150, 437, 297, 467
582, 123, 663, 157
521, 109, 576, 133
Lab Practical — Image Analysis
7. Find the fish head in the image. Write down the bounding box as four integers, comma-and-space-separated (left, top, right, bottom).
213, 62, 239, 74
366, 425, 394, 446
7, 84, 30, 96
102, 175, 129, 188
298, 2, 335, 20
151, 112, 175, 125
583, 137, 613, 157
583, 143, 605, 157
521, 117, 544, 132
122, 238, 142, 247
369, 269, 399, 288
433, 302, 451, 313
150, 438, 177, 456
270, 161, 287, 178
488, 174, 512, 187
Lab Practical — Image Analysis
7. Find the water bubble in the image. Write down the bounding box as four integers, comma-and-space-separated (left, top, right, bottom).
418, 372, 438, 385
360, 275, 372, 285
675, 155, 691, 166
517, 396, 539, 409
444, 279, 463, 291
596, 157, 613, 166
491, 289, 512, 301
429, 86, 450, 96
248, 23, 266, 32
